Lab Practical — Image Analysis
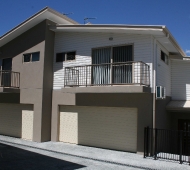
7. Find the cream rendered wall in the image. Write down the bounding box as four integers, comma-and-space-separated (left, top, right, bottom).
156, 42, 171, 96
53, 32, 153, 89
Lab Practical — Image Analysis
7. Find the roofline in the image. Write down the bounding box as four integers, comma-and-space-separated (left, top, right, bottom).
47, 7, 78, 25
52, 24, 186, 57
55, 24, 165, 29
0, 6, 78, 40
162, 27, 186, 57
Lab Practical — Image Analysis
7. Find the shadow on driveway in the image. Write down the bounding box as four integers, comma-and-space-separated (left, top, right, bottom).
0, 143, 85, 170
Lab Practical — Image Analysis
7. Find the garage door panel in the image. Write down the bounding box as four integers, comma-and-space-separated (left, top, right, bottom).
60, 106, 137, 152
22, 110, 33, 140
0, 104, 33, 138
59, 112, 78, 144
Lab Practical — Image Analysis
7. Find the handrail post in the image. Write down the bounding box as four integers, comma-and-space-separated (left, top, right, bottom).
179, 130, 183, 164
0, 71, 2, 86
146, 126, 149, 157
110, 63, 112, 85
144, 127, 147, 158
154, 128, 158, 160
86, 66, 87, 87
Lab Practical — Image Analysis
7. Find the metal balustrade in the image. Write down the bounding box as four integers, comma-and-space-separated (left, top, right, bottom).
64, 61, 150, 87
0, 70, 20, 88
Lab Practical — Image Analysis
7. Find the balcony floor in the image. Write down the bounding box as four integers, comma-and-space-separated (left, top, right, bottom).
0, 87, 20, 93
62, 85, 151, 93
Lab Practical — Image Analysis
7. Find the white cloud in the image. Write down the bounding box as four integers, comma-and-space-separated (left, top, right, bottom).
186, 49, 190, 54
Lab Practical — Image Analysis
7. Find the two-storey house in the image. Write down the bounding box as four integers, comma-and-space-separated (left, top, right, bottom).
0, 7, 189, 154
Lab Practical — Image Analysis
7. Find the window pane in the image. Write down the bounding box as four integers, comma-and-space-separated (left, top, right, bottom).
24, 54, 31, 62
66, 52, 76, 61
32, 52, 40, 62
161, 51, 165, 62
165, 54, 168, 64
56, 53, 65, 62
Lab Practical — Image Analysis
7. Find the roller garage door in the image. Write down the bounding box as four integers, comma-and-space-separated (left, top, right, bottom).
0, 104, 33, 139
59, 106, 137, 152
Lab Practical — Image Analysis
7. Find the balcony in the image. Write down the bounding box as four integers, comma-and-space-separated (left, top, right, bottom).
62, 61, 150, 93
0, 70, 20, 93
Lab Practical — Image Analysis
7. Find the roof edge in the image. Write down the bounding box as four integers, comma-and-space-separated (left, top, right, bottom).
0, 7, 49, 40
0, 6, 78, 41
163, 27, 186, 57
55, 24, 165, 29
47, 7, 78, 25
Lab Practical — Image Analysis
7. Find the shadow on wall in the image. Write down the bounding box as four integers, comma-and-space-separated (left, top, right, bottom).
0, 143, 85, 170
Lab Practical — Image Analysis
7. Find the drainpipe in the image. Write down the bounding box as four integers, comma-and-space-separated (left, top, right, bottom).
153, 37, 157, 129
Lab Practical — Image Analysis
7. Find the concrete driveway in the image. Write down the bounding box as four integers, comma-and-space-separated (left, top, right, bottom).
0, 135, 189, 170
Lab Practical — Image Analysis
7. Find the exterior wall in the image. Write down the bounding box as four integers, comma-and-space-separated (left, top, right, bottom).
0, 20, 55, 142
51, 91, 153, 152
0, 93, 20, 103
155, 96, 171, 129
53, 32, 152, 89
171, 60, 190, 100
171, 112, 190, 131
156, 42, 171, 96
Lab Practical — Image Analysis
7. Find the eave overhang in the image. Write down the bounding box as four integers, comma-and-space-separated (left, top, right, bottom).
166, 101, 190, 112
50, 24, 186, 57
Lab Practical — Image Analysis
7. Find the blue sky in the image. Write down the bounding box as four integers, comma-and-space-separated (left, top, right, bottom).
0, 0, 190, 56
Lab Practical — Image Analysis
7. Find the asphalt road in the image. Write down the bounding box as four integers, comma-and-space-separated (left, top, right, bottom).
0, 143, 142, 170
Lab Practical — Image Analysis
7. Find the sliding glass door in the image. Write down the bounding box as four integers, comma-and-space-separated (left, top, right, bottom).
92, 45, 133, 85
92, 47, 111, 85
112, 45, 133, 84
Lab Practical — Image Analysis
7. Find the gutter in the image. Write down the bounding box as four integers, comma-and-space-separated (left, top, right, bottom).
162, 26, 186, 57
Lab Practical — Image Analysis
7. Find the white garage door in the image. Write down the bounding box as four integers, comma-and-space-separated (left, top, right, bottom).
59, 106, 137, 152
0, 104, 33, 139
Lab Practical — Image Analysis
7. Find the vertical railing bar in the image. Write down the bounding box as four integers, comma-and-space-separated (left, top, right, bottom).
179, 130, 183, 164
144, 127, 147, 158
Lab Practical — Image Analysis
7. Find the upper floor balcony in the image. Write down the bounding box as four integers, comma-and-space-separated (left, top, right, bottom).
0, 70, 20, 93
62, 61, 151, 93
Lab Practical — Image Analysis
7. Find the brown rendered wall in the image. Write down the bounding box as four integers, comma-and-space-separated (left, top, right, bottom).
51, 91, 153, 152
0, 20, 55, 142
41, 20, 55, 141
155, 96, 171, 129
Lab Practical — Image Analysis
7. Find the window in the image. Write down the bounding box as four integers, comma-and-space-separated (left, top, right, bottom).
23, 52, 40, 63
56, 51, 76, 62
161, 51, 168, 64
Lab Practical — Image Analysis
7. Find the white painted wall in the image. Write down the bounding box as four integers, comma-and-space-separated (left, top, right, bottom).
53, 32, 153, 89
156, 42, 171, 96
171, 60, 190, 100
